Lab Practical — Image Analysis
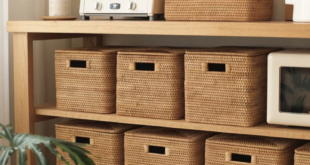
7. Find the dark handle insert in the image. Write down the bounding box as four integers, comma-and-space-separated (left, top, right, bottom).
70, 60, 87, 68
231, 153, 252, 163
148, 145, 166, 155
135, 63, 155, 71
75, 136, 90, 144
208, 63, 226, 72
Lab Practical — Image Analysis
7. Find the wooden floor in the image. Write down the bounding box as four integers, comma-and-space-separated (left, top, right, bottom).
7, 21, 310, 39
36, 103, 310, 140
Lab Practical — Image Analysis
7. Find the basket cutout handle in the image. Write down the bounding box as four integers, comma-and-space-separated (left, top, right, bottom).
144, 145, 170, 156
66, 60, 90, 69
72, 136, 94, 146
201, 63, 230, 73
226, 152, 256, 164
129, 62, 160, 71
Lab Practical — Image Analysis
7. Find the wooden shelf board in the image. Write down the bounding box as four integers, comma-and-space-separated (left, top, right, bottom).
7, 21, 310, 39
36, 103, 310, 140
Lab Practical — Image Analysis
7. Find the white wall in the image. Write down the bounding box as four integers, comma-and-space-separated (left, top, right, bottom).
0, 0, 9, 147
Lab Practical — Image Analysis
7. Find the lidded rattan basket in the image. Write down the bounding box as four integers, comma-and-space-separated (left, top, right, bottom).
165, 0, 273, 21
185, 47, 282, 126
125, 126, 214, 165
294, 143, 310, 165
56, 120, 138, 165
55, 47, 121, 114
117, 48, 185, 119
206, 134, 300, 165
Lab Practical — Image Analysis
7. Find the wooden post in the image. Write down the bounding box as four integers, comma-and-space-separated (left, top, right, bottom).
285, 5, 294, 21
13, 32, 35, 165
83, 34, 103, 47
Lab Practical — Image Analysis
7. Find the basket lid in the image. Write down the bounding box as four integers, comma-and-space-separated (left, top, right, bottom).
186, 47, 282, 57
206, 134, 299, 150
55, 46, 134, 55
56, 120, 138, 134
295, 143, 310, 156
125, 126, 214, 142
118, 47, 186, 56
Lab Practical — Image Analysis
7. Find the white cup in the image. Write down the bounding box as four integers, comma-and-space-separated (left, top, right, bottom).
49, 0, 71, 16
286, 0, 310, 22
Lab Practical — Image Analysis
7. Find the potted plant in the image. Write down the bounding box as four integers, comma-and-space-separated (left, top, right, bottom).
0, 123, 95, 165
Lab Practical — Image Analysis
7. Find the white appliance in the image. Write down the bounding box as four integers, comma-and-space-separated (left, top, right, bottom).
79, 0, 165, 20
267, 49, 310, 127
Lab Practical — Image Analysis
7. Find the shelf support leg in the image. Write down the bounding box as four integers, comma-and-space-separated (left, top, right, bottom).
13, 32, 35, 165
83, 34, 103, 47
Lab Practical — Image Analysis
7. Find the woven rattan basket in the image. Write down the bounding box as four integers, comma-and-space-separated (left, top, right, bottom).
125, 126, 214, 165
56, 120, 138, 165
185, 47, 282, 126
55, 47, 122, 114
165, 0, 273, 21
206, 134, 300, 165
117, 48, 185, 119
295, 143, 310, 165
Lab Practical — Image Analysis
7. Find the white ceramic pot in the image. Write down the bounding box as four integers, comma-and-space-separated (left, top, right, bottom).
286, 0, 310, 22
49, 0, 71, 16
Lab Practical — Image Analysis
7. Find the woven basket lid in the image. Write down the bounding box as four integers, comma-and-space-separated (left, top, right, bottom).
118, 47, 186, 56
206, 134, 299, 150
55, 46, 132, 55
56, 120, 137, 134
186, 46, 282, 57
295, 143, 310, 156
125, 126, 214, 142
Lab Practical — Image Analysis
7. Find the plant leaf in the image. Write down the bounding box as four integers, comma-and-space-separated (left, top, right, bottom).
27, 143, 47, 165
17, 147, 27, 165
42, 141, 70, 165
0, 148, 14, 165
0, 124, 14, 144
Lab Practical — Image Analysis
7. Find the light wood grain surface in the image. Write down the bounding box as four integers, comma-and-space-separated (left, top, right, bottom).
35, 103, 310, 140
7, 21, 310, 39
13, 33, 35, 165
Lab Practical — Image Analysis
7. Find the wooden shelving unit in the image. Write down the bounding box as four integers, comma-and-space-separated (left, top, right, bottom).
36, 103, 310, 140
7, 20, 310, 165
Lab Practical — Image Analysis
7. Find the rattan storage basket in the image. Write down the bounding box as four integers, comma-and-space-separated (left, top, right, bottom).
55, 47, 121, 114
206, 134, 300, 165
294, 143, 310, 165
117, 48, 185, 119
185, 47, 282, 126
165, 0, 273, 21
125, 126, 214, 165
56, 120, 137, 165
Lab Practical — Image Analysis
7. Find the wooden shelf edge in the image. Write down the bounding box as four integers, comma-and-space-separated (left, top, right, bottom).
7, 21, 310, 39
35, 103, 310, 140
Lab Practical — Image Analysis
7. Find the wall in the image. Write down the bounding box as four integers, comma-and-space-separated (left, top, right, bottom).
0, 0, 9, 148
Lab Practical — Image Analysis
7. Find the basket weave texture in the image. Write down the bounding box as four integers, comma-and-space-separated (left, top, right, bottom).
165, 0, 273, 21
117, 48, 185, 119
55, 47, 120, 114
295, 143, 310, 165
185, 47, 282, 126
125, 126, 215, 165
206, 134, 300, 165
56, 120, 138, 165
